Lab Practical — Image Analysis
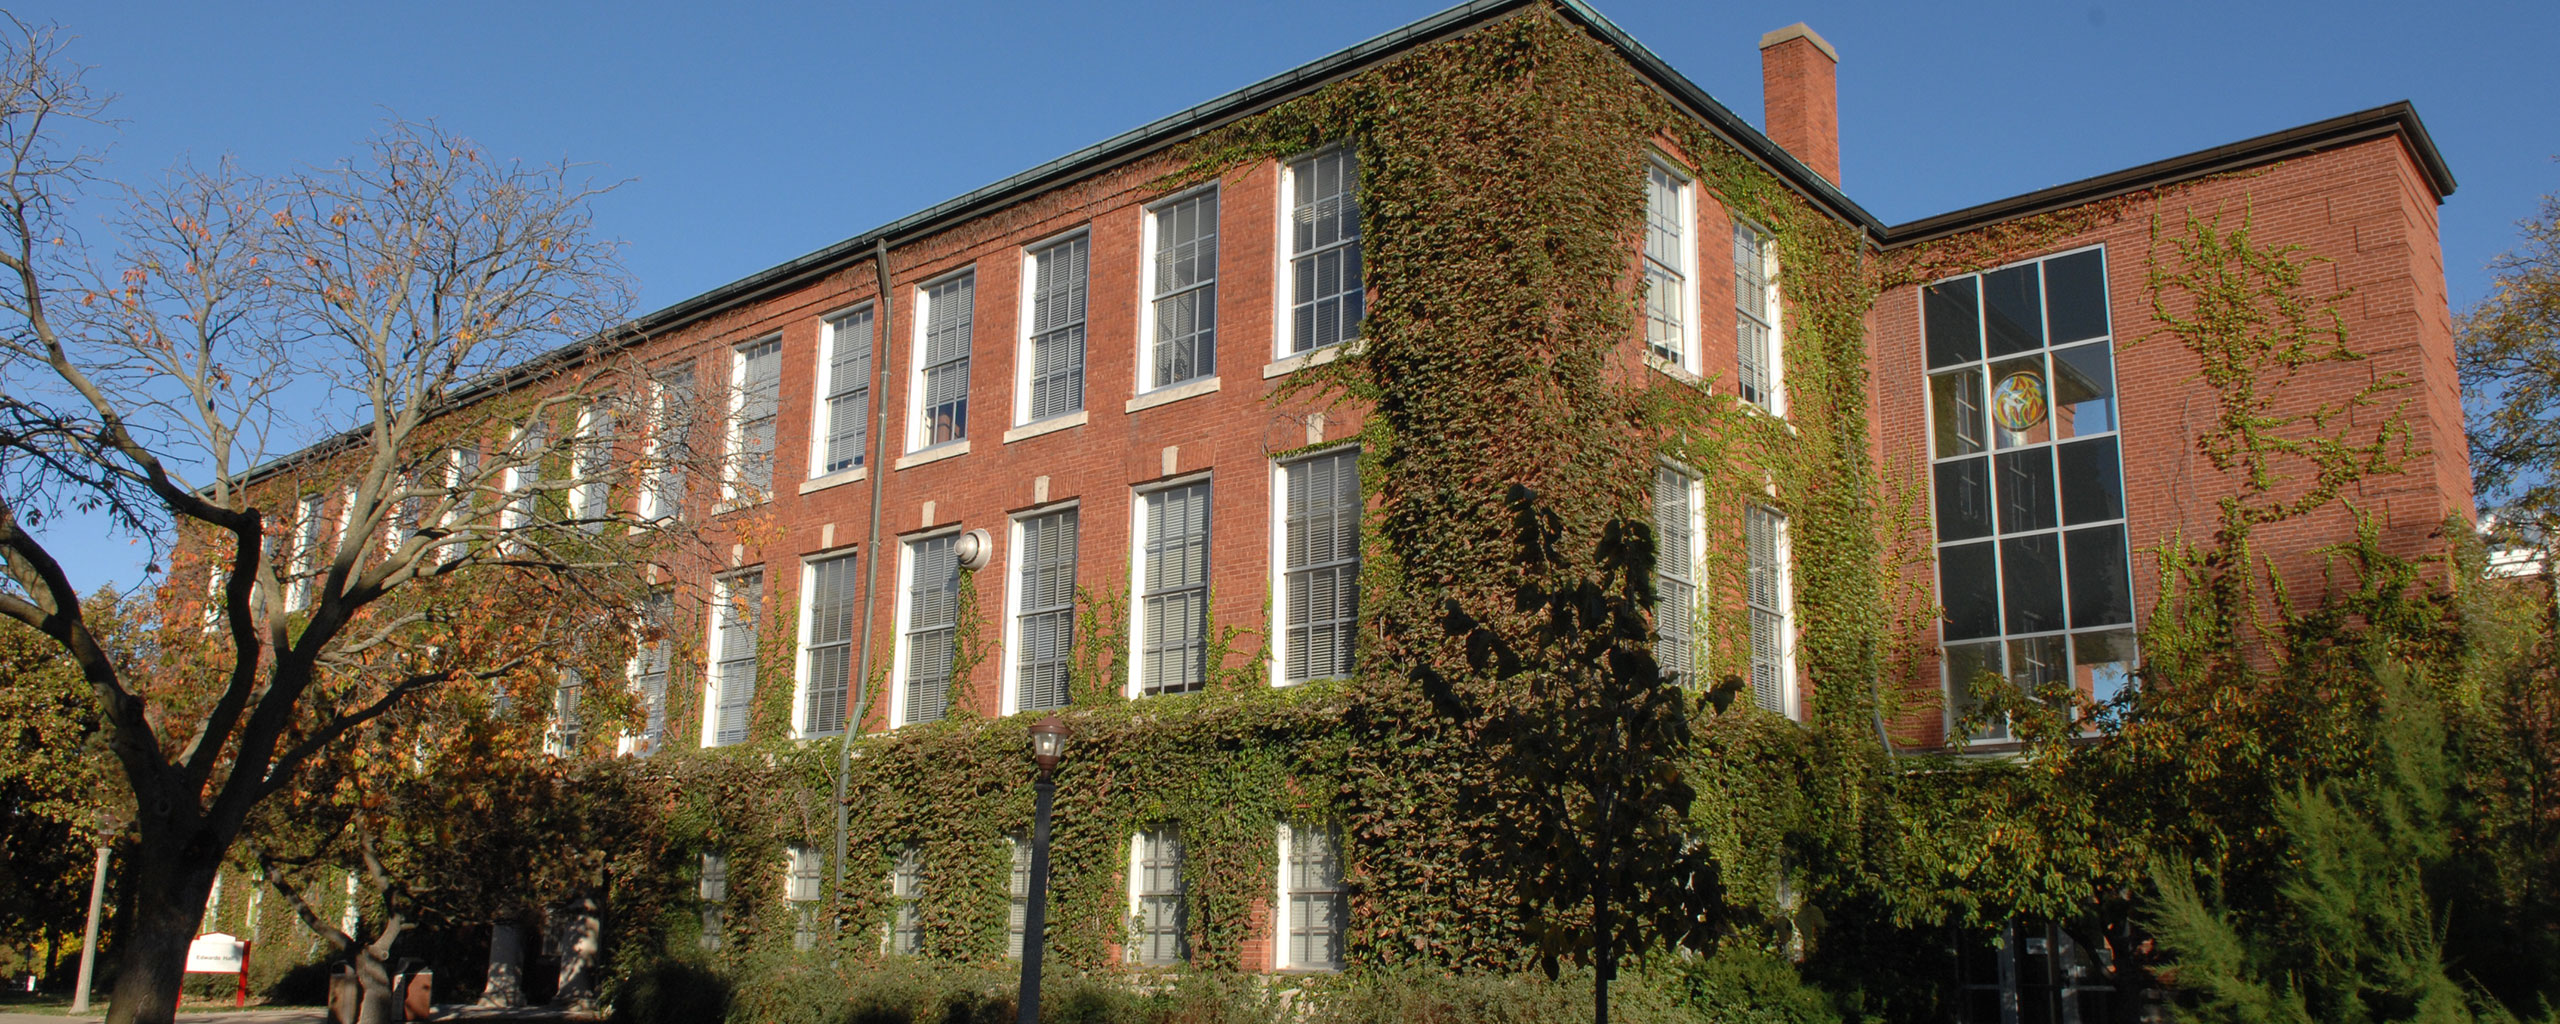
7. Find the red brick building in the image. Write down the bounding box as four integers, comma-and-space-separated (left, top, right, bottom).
220, 0, 2467, 1002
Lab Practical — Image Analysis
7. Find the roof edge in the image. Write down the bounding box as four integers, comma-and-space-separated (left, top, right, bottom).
1881, 101, 2455, 248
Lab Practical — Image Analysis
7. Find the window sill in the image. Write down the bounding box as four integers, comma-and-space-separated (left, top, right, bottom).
712, 494, 771, 517
1003, 410, 1089, 444
1645, 353, 1709, 390
1125, 375, 1221, 413
1263, 340, 1355, 379
798, 466, 869, 495
893, 440, 971, 471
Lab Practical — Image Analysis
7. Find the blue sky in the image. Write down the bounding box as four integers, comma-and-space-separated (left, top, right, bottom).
22, 0, 2560, 592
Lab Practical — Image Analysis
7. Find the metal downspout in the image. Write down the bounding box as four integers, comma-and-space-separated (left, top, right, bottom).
833, 238, 900, 923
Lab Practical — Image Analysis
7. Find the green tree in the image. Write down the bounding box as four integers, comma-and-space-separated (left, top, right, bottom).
2460, 192, 2560, 534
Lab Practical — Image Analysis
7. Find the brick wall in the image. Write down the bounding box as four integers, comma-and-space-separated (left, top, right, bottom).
1867, 134, 2471, 747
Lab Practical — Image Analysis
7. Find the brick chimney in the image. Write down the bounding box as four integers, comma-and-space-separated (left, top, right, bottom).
1759, 23, 1839, 186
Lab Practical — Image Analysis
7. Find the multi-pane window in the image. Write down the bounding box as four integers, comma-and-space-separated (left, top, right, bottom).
887, 845, 923, 956
500, 421, 547, 549
1132, 828, 1186, 965
1022, 237, 1088, 423
900, 535, 960, 725
786, 844, 823, 951
1652, 467, 1702, 685
1642, 161, 1696, 369
1136, 482, 1210, 696
815, 307, 872, 476
698, 852, 729, 951
1280, 452, 1359, 683
1735, 223, 1780, 412
1746, 506, 1791, 716
1145, 191, 1218, 390
912, 274, 973, 450
439, 447, 481, 563
729, 337, 782, 501
1284, 149, 1362, 356
288, 492, 327, 610
547, 668, 583, 756
1006, 836, 1032, 959
568, 402, 614, 528
1924, 247, 2134, 740
1282, 820, 1346, 971
629, 588, 673, 756
643, 362, 695, 521
708, 571, 762, 747
801, 552, 859, 737
1014, 509, 1078, 712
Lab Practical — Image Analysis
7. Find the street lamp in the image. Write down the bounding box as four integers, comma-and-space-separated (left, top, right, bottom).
1016, 715, 1069, 1024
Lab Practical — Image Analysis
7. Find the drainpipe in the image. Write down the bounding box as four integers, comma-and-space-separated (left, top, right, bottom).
834, 238, 900, 926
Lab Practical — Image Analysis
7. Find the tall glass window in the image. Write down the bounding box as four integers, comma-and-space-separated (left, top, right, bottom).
1746, 506, 1791, 716
1282, 820, 1346, 971
888, 845, 922, 956
1023, 237, 1088, 422
816, 307, 872, 475
1642, 161, 1695, 368
730, 337, 782, 500
901, 535, 961, 725
629, 588, 673, 756
1137, 482, 1210, 695
1924, 247, 2134, 739
1652, 467, 1701, 686
801, 552, 859, 737
1284, 149, 1362, 355
1735, 223, 1779, 411
1281, 451, 1359, 683
708, 571, 761, 747
913, 274, 973, 450
1132, 828, 1186, 964
1014, 509, 1078, 712
1146, 191, 1218, 389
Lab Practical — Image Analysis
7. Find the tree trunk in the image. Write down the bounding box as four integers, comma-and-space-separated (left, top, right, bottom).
102, 847, 219, 1024
479, 920, 523, 1007
551, 895, 600, 1010
353, 942, 399, 1024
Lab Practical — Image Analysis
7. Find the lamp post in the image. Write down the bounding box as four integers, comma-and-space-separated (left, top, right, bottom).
1015, 715, 1069, 1024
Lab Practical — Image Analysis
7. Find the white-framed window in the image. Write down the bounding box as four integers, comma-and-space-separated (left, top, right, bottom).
1643, 158, 1700, 373
891, 533, 961, 726
1129, 480, 1210, 697
566, 402, 614, 529
287, 491, 327, 611
1273, 449, 1358, 685
1922, 245, 2134, 741
1017, 234, 1089, 425
785, 844, 823, 951
908, 272, 974, 452
1006, 506, 1078, 714
1275, 819, 1346, 971
1745, 506, 1795, 718
1651, 465, 1706, 685
1140, 188, 1218, 391
621, 587, 674, 757
1279, 148, 1362, 356
438, 446, 481, 564
698, 852, 729, 951
1735, 221, 1783, 413
887, 844, 923, 956
1128, 827, 1186, 965
797, 551, 859, 738
544, 668, 584, 757
727, 336, 782, 503
499, 419, 547, 548
1006, 835, 1032, 959
703, 570, 762, 747
812, 306, 873, 478
640, 360, 696, 522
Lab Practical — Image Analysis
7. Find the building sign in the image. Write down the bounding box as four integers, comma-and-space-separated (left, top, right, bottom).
184, 933, 245, 974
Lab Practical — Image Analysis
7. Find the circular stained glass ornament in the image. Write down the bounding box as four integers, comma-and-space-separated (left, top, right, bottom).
1991, 371, 2047, 433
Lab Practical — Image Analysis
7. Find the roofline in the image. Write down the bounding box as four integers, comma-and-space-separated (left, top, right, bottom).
1880, 101, 2455, 248
236, 0, 1878, 487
